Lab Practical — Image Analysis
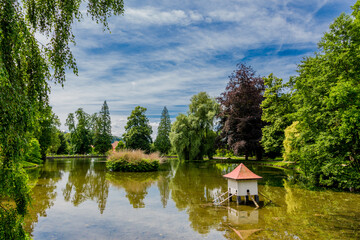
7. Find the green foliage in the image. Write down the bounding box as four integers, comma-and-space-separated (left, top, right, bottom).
106, 150, 160, 172
215, 148, 234, 158
94, 101, 112, 154
115, 140, 126, 151
35, 107, 61, 159
0, 164, 31, 239
261, 74, 294, 157
25, 138, 42, 164
283, 121, 301, 162
0, 0, 124, 237
106, 159, 159, 172
56, 131, 69, 155
170, 92, 219, 160
0, 208, 30, 240
123, 106, 153, 152
278, 2, 360, 189
66, 108, 94, 154
170, 114, 200, 161
0, 0, 123, 236
154, 106, 172, 154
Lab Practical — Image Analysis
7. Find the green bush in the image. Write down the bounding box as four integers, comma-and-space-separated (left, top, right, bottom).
115, 140, 126, 151
25, 138, 42, 164
106, 158, 159, 172
215, 148, 234, 158
106, 150, 161, 172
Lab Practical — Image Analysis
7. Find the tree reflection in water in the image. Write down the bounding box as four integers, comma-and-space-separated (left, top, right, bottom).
62, 159, 109, 213
107, 171, 162, 208
24, 159, 360, 240
24, 160, 65, 235
169, 162, 229, 234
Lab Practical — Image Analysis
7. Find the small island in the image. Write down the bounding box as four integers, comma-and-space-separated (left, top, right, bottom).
106, 150, 162, 172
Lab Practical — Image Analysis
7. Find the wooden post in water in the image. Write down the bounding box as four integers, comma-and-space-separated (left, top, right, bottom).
245, 190, 250, 204
255, 195, 259, 204
236, 196, 241, 205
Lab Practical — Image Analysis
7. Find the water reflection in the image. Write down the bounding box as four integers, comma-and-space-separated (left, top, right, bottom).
62, 160, 109, 213
228, 208, 259, 225
107, 172, 161, 208
24, 159, 360, 240
24, 160, 65, 234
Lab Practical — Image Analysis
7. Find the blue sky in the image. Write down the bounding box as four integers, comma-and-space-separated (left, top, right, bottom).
47, 0, 355, 138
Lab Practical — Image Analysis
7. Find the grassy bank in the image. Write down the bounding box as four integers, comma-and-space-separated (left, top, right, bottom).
46, 154, 106, 159
169, 155, 299, 171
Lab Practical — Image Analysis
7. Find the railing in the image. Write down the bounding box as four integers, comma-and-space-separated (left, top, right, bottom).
212, 190, 229, 205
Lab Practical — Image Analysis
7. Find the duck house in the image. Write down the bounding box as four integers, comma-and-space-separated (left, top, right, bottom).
223, 163, 262, 205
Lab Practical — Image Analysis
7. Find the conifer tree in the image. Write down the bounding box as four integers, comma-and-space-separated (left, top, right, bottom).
94, 101, 112, 154
123, 106, 153, 152
154, 107, 172, 154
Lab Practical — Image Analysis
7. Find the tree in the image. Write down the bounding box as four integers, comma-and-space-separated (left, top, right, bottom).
94, 101, 112, 154
288, 2, 360, 189
170, 114, 200, 161
25, 138, 42, 164
217, 63, 264, 160
283, 121, 301, 162
261, 74, 294, 157
123, 106, 153, 152
170, 92, 219, 161
154, 106, 172, 154
36, 107, 61, 159
0, 0, 124, 237
56, 131, 69, 155
66, 108, 94, 154
115, 140, 126, 151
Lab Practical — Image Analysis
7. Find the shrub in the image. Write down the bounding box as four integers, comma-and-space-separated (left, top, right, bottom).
115, 140, 125, 151
25, 138, 42, 164
215, 148, 234, 158
106, 150, 162, 172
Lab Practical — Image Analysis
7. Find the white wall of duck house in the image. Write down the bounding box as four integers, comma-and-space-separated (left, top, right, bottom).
227, 179, 258, 196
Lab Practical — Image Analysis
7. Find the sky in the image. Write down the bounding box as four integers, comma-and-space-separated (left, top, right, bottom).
48, 0, 356, 138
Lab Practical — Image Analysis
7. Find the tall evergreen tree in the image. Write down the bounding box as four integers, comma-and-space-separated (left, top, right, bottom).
154, 106, 172, 154
94, 101, 112, 154
217, 63, 264, 160
123, 106, 153, 152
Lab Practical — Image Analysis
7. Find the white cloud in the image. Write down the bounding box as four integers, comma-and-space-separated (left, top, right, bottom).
48, 0, 353, 138
123, 7, 202, 26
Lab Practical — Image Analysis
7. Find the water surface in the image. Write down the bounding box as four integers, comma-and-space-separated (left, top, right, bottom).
25, 158, 360, 239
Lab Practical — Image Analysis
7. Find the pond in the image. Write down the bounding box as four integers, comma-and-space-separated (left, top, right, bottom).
25, 158, 360, 239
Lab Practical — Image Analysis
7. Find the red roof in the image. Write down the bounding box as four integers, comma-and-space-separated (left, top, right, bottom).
223, 163, 262, 180
112, 141, 119, 150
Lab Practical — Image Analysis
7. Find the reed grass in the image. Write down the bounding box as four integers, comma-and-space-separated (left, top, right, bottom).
106, 150, 163, 172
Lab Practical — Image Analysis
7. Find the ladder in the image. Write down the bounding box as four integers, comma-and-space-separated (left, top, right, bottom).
213, 191, 231, 205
